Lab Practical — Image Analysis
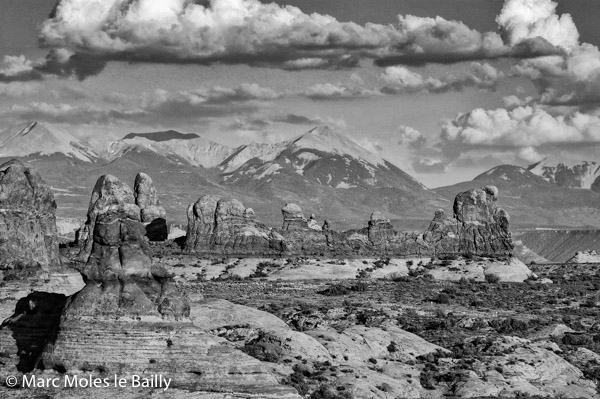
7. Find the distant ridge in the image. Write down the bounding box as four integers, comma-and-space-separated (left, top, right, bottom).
123, 130, 200, 142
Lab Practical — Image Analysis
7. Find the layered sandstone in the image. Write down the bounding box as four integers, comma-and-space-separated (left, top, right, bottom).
0, 159, 61, 275
186, 196, 280, 255
185, 186, 512, 258
0, 174, 301, 397
134, 172, 167, 241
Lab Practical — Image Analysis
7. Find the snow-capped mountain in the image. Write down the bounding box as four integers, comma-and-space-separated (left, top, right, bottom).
528, 156, 600, 192
0, 121, 98, 162
221, 126, 426, 192
107, 132, 235, 168
473, 165, 552, 187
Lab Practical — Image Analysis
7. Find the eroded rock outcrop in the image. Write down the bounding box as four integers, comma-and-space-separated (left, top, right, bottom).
424, 186, 513, 256
186, 196, 277, 255
185, 186, 513, 258
0, 175, 299, 397
281, 203, 307, 230
0, 159, 61, 275
134, 172, 167, 241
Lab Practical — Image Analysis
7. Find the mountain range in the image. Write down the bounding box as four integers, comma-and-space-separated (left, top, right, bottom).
1, 121, 600, 231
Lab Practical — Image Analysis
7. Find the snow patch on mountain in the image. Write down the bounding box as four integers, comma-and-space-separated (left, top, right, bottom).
292, 126, 387, 166
0, 121, 98, 162
528, 155, 600, 190
107, 135, 234, 168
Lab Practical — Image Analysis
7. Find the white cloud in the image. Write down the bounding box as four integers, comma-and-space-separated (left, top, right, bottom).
380, 62, 503, 94
517, 146, 545, 163
36, 0, 561, 74
441, 106, 600, 153
398, 125, 426, 148
496, 0, 579, 50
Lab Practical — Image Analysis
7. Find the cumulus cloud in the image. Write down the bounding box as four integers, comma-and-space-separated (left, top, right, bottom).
440, 105, 600, 160
31, 0, 566, 77
398, 125, 427, 148
380, 62, 503, 94
496, 0, 579, 50
513, 44, 600, 104
0, 50, 107, 82
517, 146, 545, 163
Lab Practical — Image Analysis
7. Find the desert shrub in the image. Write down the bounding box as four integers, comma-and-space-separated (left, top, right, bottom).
435, 293, 451, 304
248, 262, 274, 278
310, 385, 352, 399
563, 333, 593, 346
351, 281, 368, 292
374, 258, 391, 269
485, 273, 500, 284
318, 284, 350, 296
356, 269, 370, 279
283, 364, 312, 395
243, 331, 285, 363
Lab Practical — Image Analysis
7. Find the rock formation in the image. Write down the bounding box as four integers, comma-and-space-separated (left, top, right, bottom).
134, 172, 167, 241
423, 186, 513, 256
0, 174, 299, 397
184, 186, 513, 258
367, 211, 395, 245
186, 196, 282, 255
0, 159, 61, 276
281, 203, 307, 230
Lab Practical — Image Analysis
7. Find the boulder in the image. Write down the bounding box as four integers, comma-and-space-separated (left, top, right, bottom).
134, 172, 167, 241
0, 159, 61, 275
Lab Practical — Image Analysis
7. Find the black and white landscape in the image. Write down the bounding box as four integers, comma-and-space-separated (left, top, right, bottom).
1, 0, 600, 398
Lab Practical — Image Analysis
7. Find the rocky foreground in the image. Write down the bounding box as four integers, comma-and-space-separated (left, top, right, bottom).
0, 159, 598, 398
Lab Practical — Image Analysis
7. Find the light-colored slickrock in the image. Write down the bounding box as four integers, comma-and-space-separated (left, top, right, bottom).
450, 336, 598, 398
0, 174, 300, 398
0, 159, 61, 274
568, 250, 600, 263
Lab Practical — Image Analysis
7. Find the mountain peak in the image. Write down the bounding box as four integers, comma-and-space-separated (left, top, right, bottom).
292, 126, 385, 166
307, 125, 336, 137
0, 121, 97, 162
528, 155, 600, 191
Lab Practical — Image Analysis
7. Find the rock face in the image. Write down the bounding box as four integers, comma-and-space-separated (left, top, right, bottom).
185, 186, 513, 258
0, 174, 299, 398
367, 211, 396, 245
134, 172, 167, 241
185, 196, 279, 255
0, 159, 61, 275
281, 203, 307, 230
423, 187, 513, 257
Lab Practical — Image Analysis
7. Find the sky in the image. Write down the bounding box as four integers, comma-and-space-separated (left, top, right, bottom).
1, 0, 600, 187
